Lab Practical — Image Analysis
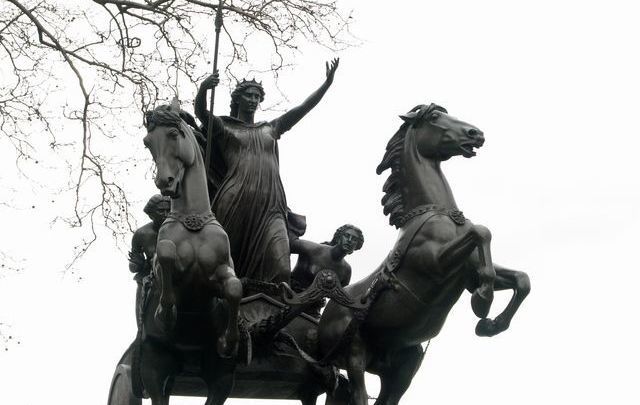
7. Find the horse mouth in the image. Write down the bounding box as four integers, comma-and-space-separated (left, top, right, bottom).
459, 141, 482, 158
160, 180, 181, 198
459, 144, 477, 158
159, 167, 184, 199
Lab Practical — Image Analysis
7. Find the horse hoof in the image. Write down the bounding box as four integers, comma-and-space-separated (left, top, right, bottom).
471, 287, 493, 318
475, 317, 508, 337
155, 304, 177, 333
217, 335, 238, 359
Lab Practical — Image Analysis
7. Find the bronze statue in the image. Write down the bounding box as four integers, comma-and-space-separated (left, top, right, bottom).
194, 59, 340, 284
290, 224, 363, 316
128, 194, 170, 322
317, 104, 531, 405
109, 92, 531, 405
140, 101, 243, 404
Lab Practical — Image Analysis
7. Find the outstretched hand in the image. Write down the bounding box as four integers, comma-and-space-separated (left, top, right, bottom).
202, 71, 220, 90
325, 58, 340, 84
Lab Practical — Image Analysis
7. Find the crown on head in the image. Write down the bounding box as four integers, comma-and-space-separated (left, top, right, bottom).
236, 77, 263, 88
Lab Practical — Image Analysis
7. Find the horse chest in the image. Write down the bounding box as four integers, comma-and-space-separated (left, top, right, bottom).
173, 237, 218, 278
174, 240, 197, 269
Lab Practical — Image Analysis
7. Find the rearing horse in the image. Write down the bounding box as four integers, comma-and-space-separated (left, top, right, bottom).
318, 104, 531, 405
141, 101, 243, 405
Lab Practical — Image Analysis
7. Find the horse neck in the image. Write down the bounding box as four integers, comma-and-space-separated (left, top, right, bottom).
171, 144, 211, 215
401, 136, 458, 211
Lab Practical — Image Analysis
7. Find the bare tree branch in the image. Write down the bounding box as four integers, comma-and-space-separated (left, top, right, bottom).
0, 0, 355, 268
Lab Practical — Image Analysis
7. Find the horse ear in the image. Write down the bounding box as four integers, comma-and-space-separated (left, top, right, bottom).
170, 95, 180, 112
399, 111, 418, 122
399, 105, 425, 122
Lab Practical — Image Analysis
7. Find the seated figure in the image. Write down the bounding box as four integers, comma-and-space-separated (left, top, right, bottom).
290, 224, 364, 317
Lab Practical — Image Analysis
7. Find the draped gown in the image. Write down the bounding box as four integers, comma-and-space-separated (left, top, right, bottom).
203, 115, 296, 284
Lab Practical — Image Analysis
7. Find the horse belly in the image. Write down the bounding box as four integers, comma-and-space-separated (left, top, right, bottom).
365, 276, 468, 347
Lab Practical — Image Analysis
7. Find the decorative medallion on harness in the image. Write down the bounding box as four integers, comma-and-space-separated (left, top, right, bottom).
448, 210, 466, 225
282, 269, 369, 310
167, 211, 216, 231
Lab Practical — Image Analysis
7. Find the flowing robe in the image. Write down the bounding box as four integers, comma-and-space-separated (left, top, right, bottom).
203, 116, 300, 283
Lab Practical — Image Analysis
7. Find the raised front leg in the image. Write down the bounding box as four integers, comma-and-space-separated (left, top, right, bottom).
437, 224, 495, 318
212, 264, 242, 358
475, 265, 530, 337
155, 239, 179, 333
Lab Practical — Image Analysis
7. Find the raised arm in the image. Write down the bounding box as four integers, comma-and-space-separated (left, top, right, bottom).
194, 72, 225, 134
274, 58, 339, 135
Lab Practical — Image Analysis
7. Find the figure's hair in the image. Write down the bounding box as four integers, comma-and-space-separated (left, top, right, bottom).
376, 103, 447, 227
143, 194, 170, 216
229, 79, 265, 118
327, 224, 364, 250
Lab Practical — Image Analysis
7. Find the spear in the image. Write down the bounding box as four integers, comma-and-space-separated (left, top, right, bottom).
205, 0, 224, 173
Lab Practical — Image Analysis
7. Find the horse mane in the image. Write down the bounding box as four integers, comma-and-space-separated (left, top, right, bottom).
145, 105, 205, 164
376, 104, 447, 227
376, 122, 411, 227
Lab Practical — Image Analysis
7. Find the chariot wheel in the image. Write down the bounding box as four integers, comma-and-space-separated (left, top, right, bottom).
108, 346, 141, 405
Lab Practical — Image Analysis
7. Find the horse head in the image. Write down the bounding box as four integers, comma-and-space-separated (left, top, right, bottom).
400, 104, 484, 161
143, 101, 199, 198
377, 104, 485, 226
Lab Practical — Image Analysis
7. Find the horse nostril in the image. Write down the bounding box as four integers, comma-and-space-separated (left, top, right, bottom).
468, 128, 479, 137
167, 177, 174, 185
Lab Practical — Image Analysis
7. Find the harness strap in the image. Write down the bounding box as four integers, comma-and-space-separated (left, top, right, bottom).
165, 211, 218, 232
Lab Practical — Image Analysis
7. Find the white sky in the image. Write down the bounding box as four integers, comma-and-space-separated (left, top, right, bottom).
1, 0, 639, 404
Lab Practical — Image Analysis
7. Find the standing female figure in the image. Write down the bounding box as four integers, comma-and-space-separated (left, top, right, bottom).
195, 59, 339, 284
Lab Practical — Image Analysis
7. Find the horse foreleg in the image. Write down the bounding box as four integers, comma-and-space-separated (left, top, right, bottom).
475, 265, 530, 337
142, 341, 177, 405
155, 239, 178, 333
346, 333, 369, 405
212, 264, 242, 358
202, 355, 235, 405
150, 395, 170, 405
300, 392, 318, 405
437, 224, 495, 318
375, 345, 424, 405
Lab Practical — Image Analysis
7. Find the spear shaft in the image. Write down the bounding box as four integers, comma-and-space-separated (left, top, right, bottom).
205, 0, 224, 174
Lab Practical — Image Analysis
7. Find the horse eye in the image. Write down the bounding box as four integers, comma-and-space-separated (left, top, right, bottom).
429, 113, 440, 122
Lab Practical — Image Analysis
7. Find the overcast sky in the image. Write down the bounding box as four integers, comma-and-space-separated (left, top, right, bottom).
1, 1, 639, 404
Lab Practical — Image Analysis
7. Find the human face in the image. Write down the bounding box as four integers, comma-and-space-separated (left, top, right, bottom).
237, 87, 262, 114
151, 201, 170, 227
337, 228, 360, 255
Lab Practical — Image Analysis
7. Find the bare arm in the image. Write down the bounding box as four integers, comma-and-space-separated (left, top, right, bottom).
194, 72, 225, 134
273, 58, 339, 136
341, 263, 352, 287
290, 238, 321, 255
128, 230, 145, 274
